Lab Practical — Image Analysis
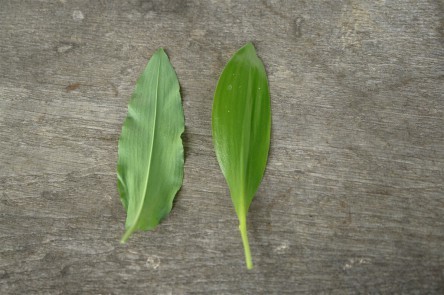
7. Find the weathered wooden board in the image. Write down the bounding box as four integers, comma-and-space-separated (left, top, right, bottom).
1, 0, 443, 294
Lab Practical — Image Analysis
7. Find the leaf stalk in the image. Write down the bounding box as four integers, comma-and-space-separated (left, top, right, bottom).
239, 219, 253, 270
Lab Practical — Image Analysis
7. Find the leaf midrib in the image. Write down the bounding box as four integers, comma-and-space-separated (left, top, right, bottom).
238, 63, 254, 217
124, 53, 161, 239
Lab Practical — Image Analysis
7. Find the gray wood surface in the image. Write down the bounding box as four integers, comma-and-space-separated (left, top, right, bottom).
1, 0, 443, 294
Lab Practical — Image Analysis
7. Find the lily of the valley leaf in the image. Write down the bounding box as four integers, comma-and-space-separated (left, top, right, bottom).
212, 42, 271, 269
117, 48, 184, 243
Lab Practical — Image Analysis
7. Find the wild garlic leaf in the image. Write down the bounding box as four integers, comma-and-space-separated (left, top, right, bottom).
117, 48, 184, 243
212, 43, 271, 269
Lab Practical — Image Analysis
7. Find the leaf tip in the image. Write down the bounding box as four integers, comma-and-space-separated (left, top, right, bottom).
243, 42, 256, 53
154, 47, 167, 57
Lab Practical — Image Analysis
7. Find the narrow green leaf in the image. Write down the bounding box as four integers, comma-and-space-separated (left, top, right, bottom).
117, 48, 184, 243
212, 43, 271, 269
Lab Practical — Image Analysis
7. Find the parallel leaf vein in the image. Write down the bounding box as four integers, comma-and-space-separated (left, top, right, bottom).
122, 53, 161, 241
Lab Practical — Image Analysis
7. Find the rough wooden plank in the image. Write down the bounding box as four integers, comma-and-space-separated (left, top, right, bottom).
0, 0, 443, 294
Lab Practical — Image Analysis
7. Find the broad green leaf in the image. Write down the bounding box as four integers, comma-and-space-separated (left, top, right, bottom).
212, 43, 271, 269
117, 48, 184, 243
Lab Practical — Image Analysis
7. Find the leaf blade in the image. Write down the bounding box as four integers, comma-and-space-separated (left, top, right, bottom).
117, 48, 184, 243
212, 43, 271, 269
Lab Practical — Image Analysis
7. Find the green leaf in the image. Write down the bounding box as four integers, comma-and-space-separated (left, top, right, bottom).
212, 43, 271, 269
117, 48, 184, 243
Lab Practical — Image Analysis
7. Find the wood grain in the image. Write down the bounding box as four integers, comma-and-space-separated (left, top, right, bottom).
1, 0, 443, 294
